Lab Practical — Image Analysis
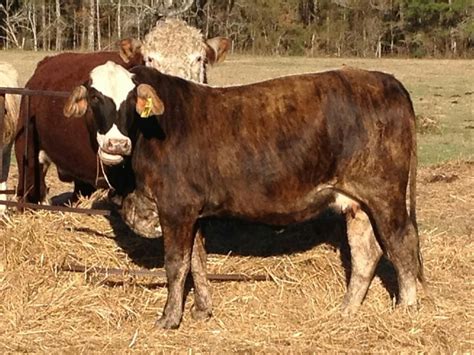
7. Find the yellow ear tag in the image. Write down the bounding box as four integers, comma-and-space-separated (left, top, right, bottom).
140, 97, 153, 118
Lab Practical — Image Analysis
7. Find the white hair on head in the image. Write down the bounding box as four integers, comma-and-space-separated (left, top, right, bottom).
90, 61, 135, 110
142, 19, 207, 82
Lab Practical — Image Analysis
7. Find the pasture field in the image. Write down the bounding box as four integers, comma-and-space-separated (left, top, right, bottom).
0, 51, 473, 352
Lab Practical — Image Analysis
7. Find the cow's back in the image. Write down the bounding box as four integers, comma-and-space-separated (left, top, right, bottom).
26, 52, 129, 91
203, 69, 416, 181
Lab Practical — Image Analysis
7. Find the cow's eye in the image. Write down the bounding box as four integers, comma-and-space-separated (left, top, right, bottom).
147, 57, 153, 63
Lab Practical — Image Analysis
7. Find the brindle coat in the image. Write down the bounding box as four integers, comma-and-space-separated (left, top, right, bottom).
67, 65, 424, 329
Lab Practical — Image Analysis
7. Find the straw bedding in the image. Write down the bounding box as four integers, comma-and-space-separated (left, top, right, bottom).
0, 161, 472, 352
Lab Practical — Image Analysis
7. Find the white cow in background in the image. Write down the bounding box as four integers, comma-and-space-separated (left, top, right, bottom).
142, 18, 230, 83
0, 62, 20, 215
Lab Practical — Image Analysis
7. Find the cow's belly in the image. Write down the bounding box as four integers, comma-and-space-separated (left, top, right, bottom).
35, 104, 97, 184
203, 186, 355, 226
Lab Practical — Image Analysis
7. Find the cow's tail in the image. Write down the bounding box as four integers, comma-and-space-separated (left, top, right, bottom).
409, 117, 418, 234
408, 106, 426, 288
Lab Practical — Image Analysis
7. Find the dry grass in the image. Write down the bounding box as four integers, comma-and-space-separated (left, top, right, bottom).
417, 114, 441, 135
0, 161, 472, 352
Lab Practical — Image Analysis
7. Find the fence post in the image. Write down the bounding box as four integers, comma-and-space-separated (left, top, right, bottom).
22, 95, 30, 202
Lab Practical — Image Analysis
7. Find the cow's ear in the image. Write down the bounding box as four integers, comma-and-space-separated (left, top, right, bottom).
205, 37, 231, 65
119, 38, 142, 63
136, 84, 164, 118
64, 85, 88, 118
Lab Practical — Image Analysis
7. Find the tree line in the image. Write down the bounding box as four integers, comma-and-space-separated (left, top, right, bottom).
1, 0, 472, 58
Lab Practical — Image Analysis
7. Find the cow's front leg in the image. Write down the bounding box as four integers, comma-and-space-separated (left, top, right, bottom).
155, 220, 196, 329
341, 205, 382, 315
190, 229, 212, 321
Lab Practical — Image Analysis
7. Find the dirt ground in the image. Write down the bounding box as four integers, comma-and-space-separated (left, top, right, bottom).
0, 52, 473, 351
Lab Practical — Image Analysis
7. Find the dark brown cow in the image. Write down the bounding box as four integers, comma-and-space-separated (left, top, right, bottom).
65, 63, 425, 329
15, 39, 143, 203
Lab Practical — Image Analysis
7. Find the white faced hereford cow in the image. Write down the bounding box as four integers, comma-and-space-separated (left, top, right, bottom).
64, 63, 425, 329
15, 19, 230, 206
0, 62, 20, 215
142, 19, 231, 83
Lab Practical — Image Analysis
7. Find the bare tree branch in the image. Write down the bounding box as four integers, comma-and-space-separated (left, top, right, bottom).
157, 0, 195, 17
0, 3, 26, 48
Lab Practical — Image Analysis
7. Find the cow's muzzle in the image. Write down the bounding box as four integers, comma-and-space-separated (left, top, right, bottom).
98, 137, 132, 166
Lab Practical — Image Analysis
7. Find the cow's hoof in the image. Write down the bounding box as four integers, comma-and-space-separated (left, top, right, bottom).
341, 306, 358, 317
401, 302, 420, 314
340, 300, 360, 317
155, 315, 181, 329
191, 305, 212, 321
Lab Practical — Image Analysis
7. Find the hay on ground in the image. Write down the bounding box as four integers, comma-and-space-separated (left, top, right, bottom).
0, 161, 472, 351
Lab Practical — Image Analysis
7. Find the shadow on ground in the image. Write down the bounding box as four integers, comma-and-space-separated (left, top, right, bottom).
87, 200, 398, 300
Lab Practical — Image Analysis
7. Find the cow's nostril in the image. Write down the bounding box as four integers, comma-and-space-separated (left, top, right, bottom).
105, 140, 113, 150
106, 138, 131, 153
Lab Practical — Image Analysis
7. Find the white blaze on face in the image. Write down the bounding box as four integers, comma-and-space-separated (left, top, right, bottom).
89, 62, 135, 165
90, 61, 135, 111
96, 123, 131, 166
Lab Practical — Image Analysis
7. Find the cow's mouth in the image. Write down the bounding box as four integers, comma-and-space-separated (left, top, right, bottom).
98, 148, 124, 166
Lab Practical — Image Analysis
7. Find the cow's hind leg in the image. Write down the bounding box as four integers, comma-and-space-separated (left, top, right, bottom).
155, 219, 196, 329
341, 205, 382, 315
368, 200, 421, 308
190, 228, 212, 321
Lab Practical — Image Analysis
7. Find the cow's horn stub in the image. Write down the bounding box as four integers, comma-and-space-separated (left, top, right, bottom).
136, 84, 164, 118
64, 85, 88, 118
